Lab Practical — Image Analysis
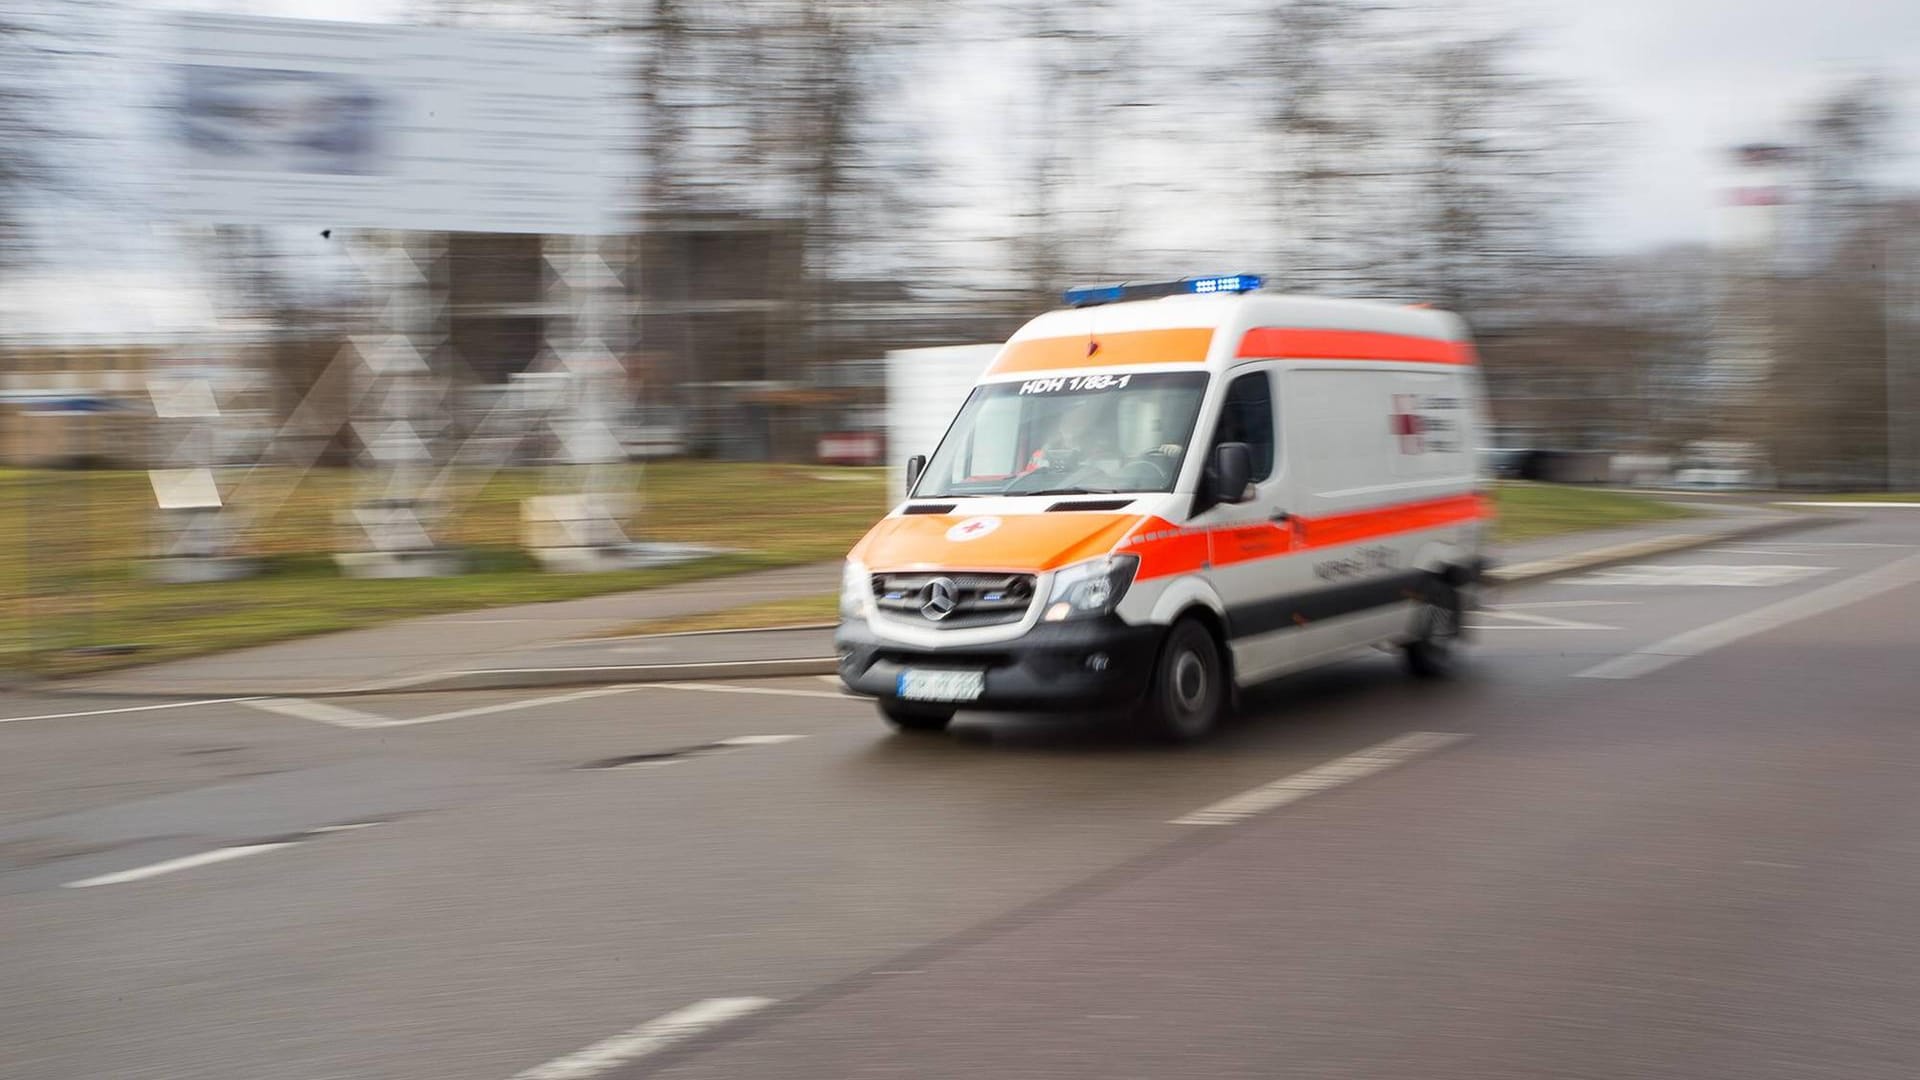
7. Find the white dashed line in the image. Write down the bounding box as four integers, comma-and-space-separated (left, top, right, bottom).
245, 697, 392, 729
377, 686, 644, 727
1172, 732, 1468, 826
244, 686, 646, 729
63, 842, 301, 889
650, 681, 854, 701
715, 734, 807, 746
1469, 608, 1620, 632
1577, 552, 1920, 680
61, 821, 386, 889
507, 997, 775, 1080
0, 696, 267, 725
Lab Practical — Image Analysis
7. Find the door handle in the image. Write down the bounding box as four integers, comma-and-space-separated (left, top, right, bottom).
1269, 511, 1292, 524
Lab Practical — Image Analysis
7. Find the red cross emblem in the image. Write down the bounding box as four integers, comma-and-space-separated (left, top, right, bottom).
1390, 396, 1425, 454
945, 516, 1002, 542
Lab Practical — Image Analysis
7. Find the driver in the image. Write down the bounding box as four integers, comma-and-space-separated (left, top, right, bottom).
1021, 397, 1182, 476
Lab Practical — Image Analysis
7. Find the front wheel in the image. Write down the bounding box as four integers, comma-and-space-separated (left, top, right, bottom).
1402, 579, 1464, 679
879, 699, 955, 733
1137, 618, 1227, 742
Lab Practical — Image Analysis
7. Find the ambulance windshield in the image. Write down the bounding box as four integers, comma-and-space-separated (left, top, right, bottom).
916, 372, 1210, 498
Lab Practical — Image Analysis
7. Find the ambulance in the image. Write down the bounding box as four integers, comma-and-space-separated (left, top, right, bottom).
836, 275, 1489, 740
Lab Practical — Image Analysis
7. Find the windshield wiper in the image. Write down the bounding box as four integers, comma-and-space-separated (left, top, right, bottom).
1020, 486, 1121, 497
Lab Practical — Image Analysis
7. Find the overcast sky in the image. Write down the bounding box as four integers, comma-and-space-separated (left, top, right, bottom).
1508, 0, 1920, 248
11, 0, 1920, 337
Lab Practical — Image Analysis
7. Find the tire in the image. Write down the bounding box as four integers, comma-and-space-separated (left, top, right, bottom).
880, 699, 956, 733
1137, 618, 1227, 742
1402, 578, 1464, 679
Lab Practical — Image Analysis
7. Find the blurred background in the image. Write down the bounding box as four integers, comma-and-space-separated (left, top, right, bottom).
0, 0, 1917, 673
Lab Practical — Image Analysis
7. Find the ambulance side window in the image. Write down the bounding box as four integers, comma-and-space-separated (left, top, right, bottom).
1210, 371, 1276, 482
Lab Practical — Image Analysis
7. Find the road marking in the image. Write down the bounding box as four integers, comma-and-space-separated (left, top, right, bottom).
244, 687, 647, 730
380, 686, 644, 727
650, 681, 854, 701
1720, 541, 1913, 548
61, 820, 386, 889
1469, 608, 1619, 632
1172, 731, 1468, 826
1577, 552, 1920, 680
246, 697, 391, 729
1565, 563, 1833, 588
715, 734, 806, 746
1777, 501, 1920, 508
1486, 600, 1635, 610
63, 842, 300, 888
508, 997, 775, 1080
0, 696, 267, 725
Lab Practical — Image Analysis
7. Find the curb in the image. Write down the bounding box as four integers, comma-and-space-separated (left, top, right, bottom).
40, 512, 1840, 700
352, 656, 842, 695
1483, 513, 1825, 587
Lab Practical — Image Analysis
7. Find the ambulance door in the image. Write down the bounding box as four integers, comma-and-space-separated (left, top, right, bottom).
1281, 367, 1412, 662
1195, 366, 1295, 685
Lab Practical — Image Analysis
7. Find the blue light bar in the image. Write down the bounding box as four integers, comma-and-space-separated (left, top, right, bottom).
1063, 274, 1264, 307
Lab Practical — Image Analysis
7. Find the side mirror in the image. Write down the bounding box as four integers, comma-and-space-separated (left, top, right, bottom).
904, 454, 927, 495
1208, 442, 1254, 505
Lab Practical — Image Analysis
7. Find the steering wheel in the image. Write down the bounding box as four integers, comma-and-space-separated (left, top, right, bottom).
1120, 456, 1171, 489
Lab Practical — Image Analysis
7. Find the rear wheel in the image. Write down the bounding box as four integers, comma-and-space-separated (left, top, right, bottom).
879, 699, 955, 733
1138, 618, 1226, 742
1402, 578, 1464, 679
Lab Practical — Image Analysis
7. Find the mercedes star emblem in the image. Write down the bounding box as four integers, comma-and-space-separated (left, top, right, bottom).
921, 577, 960, 621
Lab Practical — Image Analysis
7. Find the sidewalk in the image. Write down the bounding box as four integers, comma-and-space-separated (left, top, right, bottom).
57, 504, 1822, 698
61, 561, 839, 698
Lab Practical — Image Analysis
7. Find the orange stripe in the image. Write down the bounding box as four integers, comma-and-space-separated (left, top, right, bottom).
1289, 493, 1487, 550
1125, 494, 1487, 581
1237, 328, 1475, 365
988, 328, 1214, 375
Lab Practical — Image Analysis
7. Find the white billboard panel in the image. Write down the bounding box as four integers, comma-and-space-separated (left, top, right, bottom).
165, 13, 620, 234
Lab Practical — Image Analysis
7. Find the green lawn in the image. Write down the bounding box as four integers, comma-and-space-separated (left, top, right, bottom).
0, 472, 1696, 672
1, 463, 885, 676
1489, 482, 1699, 544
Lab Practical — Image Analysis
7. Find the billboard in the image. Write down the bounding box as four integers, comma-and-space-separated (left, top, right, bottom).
163, 13, 621, 234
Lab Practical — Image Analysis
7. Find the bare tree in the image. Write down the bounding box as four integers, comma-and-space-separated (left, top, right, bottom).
1766, 77, 1903, 486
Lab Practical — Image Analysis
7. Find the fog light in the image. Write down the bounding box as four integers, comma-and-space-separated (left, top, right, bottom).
1085, 652, 1110, 672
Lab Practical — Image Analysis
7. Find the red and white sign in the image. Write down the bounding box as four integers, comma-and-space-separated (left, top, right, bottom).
817, 432, 883, 466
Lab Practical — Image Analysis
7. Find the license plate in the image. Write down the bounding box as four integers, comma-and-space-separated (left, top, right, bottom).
897, 669, 985, 702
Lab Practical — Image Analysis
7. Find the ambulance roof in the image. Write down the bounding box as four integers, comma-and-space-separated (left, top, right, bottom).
986, 292, 1473, 380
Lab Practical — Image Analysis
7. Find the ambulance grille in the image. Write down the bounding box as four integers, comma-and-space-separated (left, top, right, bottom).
871, 572, 1036, 628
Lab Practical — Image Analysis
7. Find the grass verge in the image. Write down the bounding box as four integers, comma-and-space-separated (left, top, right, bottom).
1778, 492, 1920, 503
1489, 482, 1698, 544
0, 472, 1701, 672
1, 463, 882, 676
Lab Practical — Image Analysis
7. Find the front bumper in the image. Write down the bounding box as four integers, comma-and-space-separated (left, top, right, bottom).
835, 615, 1164, 711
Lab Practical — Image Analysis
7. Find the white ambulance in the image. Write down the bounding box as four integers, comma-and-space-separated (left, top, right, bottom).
836, 275, 1489, 740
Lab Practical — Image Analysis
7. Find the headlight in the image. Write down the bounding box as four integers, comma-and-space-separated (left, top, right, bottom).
840, 559, 872, 619
1043, 554, 1140, 622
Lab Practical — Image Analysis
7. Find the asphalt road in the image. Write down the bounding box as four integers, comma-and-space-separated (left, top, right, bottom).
4, 510, 1918, 1080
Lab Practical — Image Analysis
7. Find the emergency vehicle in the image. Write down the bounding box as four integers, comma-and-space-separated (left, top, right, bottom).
836, 275, 1489, 740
